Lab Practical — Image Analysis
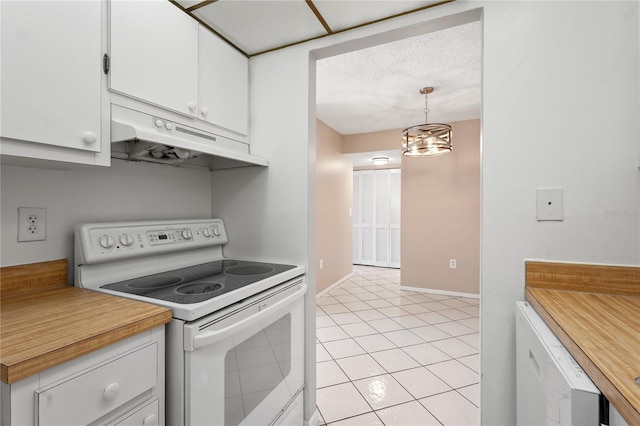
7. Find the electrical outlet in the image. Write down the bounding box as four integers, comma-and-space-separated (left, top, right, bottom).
319, 259, 324, 270
449, 259, 457, 269
18, 207, 46, 242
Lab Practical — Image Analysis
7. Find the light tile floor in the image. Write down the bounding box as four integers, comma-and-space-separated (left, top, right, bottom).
315, 265, 480, 425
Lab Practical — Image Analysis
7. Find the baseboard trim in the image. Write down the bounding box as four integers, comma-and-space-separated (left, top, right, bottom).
316, 272, 353, 298
400, 285, 480, 299
305, 409, 321, 426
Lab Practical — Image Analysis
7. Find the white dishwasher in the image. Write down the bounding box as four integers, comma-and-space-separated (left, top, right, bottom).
515, 301, 606, 425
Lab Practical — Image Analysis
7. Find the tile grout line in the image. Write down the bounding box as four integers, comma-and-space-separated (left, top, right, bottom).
316, 266, 480, 425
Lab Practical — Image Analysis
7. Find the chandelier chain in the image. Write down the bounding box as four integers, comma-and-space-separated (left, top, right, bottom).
423, 92, 430, 121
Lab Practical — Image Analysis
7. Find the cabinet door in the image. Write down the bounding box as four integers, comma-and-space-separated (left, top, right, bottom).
1, 0, 102, 152
110, 0, 198, 116
198, 26, 249, 135
36, 343, 157, 426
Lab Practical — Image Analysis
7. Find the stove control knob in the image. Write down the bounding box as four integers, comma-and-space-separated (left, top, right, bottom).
212, 224, 222, 237
119, 233, 134, 247
203, 227, 212, 238
99, 235, 116, 249
181, 228, 193, 240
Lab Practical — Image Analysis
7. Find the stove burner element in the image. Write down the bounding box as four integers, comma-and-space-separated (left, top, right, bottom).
128, 275, 182, 289
226, 265, 274, 276
208, 260, 239, 268
101, 259, 297, 304
177, 282, 223, 295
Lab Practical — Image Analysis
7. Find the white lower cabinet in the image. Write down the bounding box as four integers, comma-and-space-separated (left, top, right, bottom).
0, 327, 165, 426
112, 398, 159, 426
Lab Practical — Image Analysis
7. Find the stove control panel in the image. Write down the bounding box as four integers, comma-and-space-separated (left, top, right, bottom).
75, 219, 228, 264
147, 228, 193, 245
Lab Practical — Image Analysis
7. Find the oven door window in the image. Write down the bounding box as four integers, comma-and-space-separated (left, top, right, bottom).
187, 292, 305, 426
225, 314, 292, 425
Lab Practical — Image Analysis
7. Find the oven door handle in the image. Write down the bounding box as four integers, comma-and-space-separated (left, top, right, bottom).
192, 285, 306, 349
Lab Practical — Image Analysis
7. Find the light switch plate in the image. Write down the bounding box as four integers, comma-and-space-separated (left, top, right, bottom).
536, 188, 563, 221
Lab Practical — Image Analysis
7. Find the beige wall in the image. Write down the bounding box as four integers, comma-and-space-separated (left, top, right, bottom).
322, 119, 480, 296
342, 128, 399, 153
401, 119, 480, 295
315, 119, 354, 294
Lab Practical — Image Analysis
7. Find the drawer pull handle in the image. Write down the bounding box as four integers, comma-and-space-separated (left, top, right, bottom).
143, 414, 157, 426
103, 382, 120, 400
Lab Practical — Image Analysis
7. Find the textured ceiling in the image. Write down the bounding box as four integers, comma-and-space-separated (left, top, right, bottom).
316, 21, 482, 136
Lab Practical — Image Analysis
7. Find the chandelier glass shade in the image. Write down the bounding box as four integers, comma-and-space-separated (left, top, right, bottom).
402, 87, 452, 157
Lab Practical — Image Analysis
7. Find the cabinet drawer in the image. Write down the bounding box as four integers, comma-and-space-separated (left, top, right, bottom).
36, 343, 157, 426
112, 398, 159, 426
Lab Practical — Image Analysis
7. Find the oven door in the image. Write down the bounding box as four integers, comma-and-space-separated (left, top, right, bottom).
184, 278, 306, 426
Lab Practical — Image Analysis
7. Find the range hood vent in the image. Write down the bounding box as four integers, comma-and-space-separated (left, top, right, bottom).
111, 105, 268, 170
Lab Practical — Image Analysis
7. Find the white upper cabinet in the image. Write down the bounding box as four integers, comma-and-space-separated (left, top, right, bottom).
109, 0, 199, 117
109, 1, 249, 137
1, 0, 105, 160
198, 26, 249, 136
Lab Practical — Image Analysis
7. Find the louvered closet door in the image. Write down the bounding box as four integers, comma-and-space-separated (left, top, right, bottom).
352, 173, 361, 264
375, 171, 390, 266
352, 169, 401, 267
389, 170, 401, 268
359, 171, 375, 265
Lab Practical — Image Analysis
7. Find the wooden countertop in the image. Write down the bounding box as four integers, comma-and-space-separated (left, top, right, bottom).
525, 261, 640, 425
1, 260, 172, 384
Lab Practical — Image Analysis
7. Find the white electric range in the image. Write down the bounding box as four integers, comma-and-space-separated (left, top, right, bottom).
74, 219, 307, 426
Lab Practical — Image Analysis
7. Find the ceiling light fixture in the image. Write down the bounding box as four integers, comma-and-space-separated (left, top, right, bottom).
402, 87, 452, 157
371, 156, 390, 166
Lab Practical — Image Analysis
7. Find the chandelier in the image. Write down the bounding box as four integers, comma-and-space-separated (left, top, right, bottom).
402, 87, 452, 157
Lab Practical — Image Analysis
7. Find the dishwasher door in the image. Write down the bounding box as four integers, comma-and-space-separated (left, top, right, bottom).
515, 301, 601, 426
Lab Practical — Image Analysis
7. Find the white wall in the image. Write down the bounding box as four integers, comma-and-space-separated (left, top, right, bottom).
480, 3, 639, 424
241, 2, 640, 424
210, 47, 315, 421
0, 160, 212, 274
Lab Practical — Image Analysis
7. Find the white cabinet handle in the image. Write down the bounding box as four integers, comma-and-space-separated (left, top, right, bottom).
188, 102, 197, 113
103, 382, 120, 400
192, 285, 306, 349
200, 107, 209, 117
142, 414, 157, 426
82, 131, 97, 144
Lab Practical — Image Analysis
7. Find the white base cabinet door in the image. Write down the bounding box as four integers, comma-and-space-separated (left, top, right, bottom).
0, 327, 165, 426
0, 0, 108, 165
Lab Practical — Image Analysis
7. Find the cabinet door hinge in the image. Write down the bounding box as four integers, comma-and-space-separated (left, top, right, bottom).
103, 54, 110, 75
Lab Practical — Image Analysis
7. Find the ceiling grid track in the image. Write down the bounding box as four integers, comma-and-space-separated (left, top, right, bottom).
305, 0, 333, 34
172, 0, 456, 57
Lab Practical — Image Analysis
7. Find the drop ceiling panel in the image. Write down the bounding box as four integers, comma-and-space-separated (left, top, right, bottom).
313, 0, 444, 32
174, 0, 201, 8
192, 0, 327, 55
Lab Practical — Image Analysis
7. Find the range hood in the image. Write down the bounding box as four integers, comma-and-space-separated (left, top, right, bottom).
110, 105, 268, 170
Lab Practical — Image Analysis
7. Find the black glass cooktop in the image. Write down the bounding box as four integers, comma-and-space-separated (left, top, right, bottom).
101, 260, 296, 304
